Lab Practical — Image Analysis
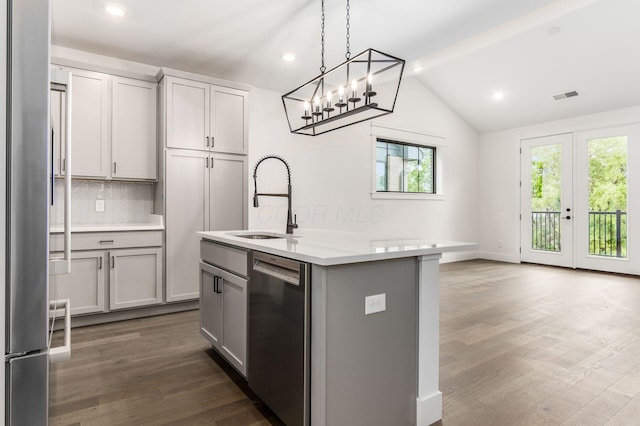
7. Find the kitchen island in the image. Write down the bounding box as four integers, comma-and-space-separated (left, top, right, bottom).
197, 229, 477, 426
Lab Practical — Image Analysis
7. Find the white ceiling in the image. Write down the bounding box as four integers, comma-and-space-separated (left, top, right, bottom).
51, 0, 640, 133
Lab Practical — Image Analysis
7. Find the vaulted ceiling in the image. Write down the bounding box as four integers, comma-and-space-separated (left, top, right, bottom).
51, 0, 640, 133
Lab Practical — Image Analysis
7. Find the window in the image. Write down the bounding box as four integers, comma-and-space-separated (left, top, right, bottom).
376, 138, 435, 194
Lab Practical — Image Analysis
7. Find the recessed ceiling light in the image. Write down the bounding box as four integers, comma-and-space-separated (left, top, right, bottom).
282, 53, 296, 62
492, 92, 505, 101
104, 4, 126, 17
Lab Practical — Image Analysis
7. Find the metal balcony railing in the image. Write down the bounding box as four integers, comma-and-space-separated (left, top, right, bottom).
530, 210, 627, 258
589, 210, 627, 258
531, 211, 561, 252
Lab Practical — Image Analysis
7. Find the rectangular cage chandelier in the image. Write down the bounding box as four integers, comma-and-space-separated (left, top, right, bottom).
282, 48, 405, 136
281, 0, 405, 136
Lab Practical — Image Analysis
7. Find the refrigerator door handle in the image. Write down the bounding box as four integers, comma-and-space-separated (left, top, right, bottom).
49, 299, 72, 363
50, 71, 72, 275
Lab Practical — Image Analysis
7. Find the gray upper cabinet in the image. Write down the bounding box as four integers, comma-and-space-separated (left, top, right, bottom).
164, 75, 248, 154
165, 77, 209, 151
50, 89, 66, 178
54, 65, 158, 181
210, 87, 248, 154
69, 68, 111, 179
112, 77, 158, 180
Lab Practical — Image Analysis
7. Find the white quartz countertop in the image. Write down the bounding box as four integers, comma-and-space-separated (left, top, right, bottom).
50, 223, 164, 233
50, 215, 164, 233
197, 229, 478, 266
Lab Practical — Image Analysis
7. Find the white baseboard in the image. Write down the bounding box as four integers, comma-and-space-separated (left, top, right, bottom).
440, 250, 479, 264
416, 391, 443, 426
477, 251, 521, 263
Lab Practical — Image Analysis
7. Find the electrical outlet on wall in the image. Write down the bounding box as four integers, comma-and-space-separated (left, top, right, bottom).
95, 199, 105, 213
365, 293, 386, 315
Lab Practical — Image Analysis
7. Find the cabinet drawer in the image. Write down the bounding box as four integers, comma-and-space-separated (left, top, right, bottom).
50, 230, 163, 252
200, 240, 247, 277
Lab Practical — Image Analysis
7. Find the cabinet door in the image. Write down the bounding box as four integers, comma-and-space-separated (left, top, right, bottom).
69, 68, 111, 178
109, 247, 162, 310
209, 154, 247, 231
199, 262, 222, 348
166, 149, 209, 301
50, 89, 66, 177
210, 87, 247, 154
219, 270, 247, 376
166, 77, 209, 150
49, 251, 105, 315
112, 77, 157, 180
199, 262, 247, 376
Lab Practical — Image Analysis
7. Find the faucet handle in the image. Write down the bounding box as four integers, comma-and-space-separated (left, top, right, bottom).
292, 214, 299, 229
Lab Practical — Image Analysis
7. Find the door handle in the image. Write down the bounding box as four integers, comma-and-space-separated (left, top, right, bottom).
564, 215, 571, 220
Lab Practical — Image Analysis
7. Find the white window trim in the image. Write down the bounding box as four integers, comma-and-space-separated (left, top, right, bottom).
370, 124, 446, 200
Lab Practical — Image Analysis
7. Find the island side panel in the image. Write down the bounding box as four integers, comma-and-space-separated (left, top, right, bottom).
417, 253, 443, 425
312, 258, 418, 426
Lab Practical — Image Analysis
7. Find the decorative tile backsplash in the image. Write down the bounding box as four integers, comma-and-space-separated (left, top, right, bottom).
50, 180, 154, 226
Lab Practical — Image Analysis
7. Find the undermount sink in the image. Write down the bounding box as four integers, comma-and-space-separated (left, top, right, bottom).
234, 234, 285, 240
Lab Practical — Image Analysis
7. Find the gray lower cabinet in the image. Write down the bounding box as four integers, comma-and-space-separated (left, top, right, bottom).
49, 251, 106, 315
49, 231, 163, 317
109, 248, 163, 310
199, 259, 247, 376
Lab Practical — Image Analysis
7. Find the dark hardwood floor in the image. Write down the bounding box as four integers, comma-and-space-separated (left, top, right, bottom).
50, 260, 640, 425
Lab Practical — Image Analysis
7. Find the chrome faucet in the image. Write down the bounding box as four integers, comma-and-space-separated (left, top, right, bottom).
253, 155, 298, 234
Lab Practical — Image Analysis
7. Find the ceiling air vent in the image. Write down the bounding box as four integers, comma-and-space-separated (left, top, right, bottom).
553, 91, 579, 101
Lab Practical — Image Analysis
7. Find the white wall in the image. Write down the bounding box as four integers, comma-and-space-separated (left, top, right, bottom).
248, 77, 481, 260
478, 104, 640, 262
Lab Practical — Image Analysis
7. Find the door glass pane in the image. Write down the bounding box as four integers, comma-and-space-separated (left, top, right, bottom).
530, 144, 562, 252
588, 136, 628, 258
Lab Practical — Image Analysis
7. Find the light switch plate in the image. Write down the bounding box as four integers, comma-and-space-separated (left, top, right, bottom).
95, 199, 105, 212
365, 293, 386, 315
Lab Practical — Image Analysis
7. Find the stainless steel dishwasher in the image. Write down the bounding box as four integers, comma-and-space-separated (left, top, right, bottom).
249, 251, 310, 426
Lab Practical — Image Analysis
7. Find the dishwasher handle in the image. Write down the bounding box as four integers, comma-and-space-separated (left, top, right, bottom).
253, 253, 301, 286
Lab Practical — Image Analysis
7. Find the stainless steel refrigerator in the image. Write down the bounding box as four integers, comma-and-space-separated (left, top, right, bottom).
3, 0, 55, 424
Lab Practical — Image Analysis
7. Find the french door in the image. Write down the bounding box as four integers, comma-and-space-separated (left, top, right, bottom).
521, 134, 573, 267
521, 125, 640, 275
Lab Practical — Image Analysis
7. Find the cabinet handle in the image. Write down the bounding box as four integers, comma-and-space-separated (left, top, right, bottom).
113, 162, 117, 174
211, 136, 214, 147
62, 158, 66, 172
98, 257, 103, 269
206, 136, 210, 147
214, 276, 223, 293
111, 256, 115, 269
99, 240, 114, 244
206, 157, 209, 168
210, 157, 213, 167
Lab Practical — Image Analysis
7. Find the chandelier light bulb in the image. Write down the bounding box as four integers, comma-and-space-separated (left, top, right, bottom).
351, 79, 358, 92
304, 101, 310, 113
338, 85, 345, 96
368, 73, 373, 84
314, 96, 320, 108
326, 91, 333, 102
